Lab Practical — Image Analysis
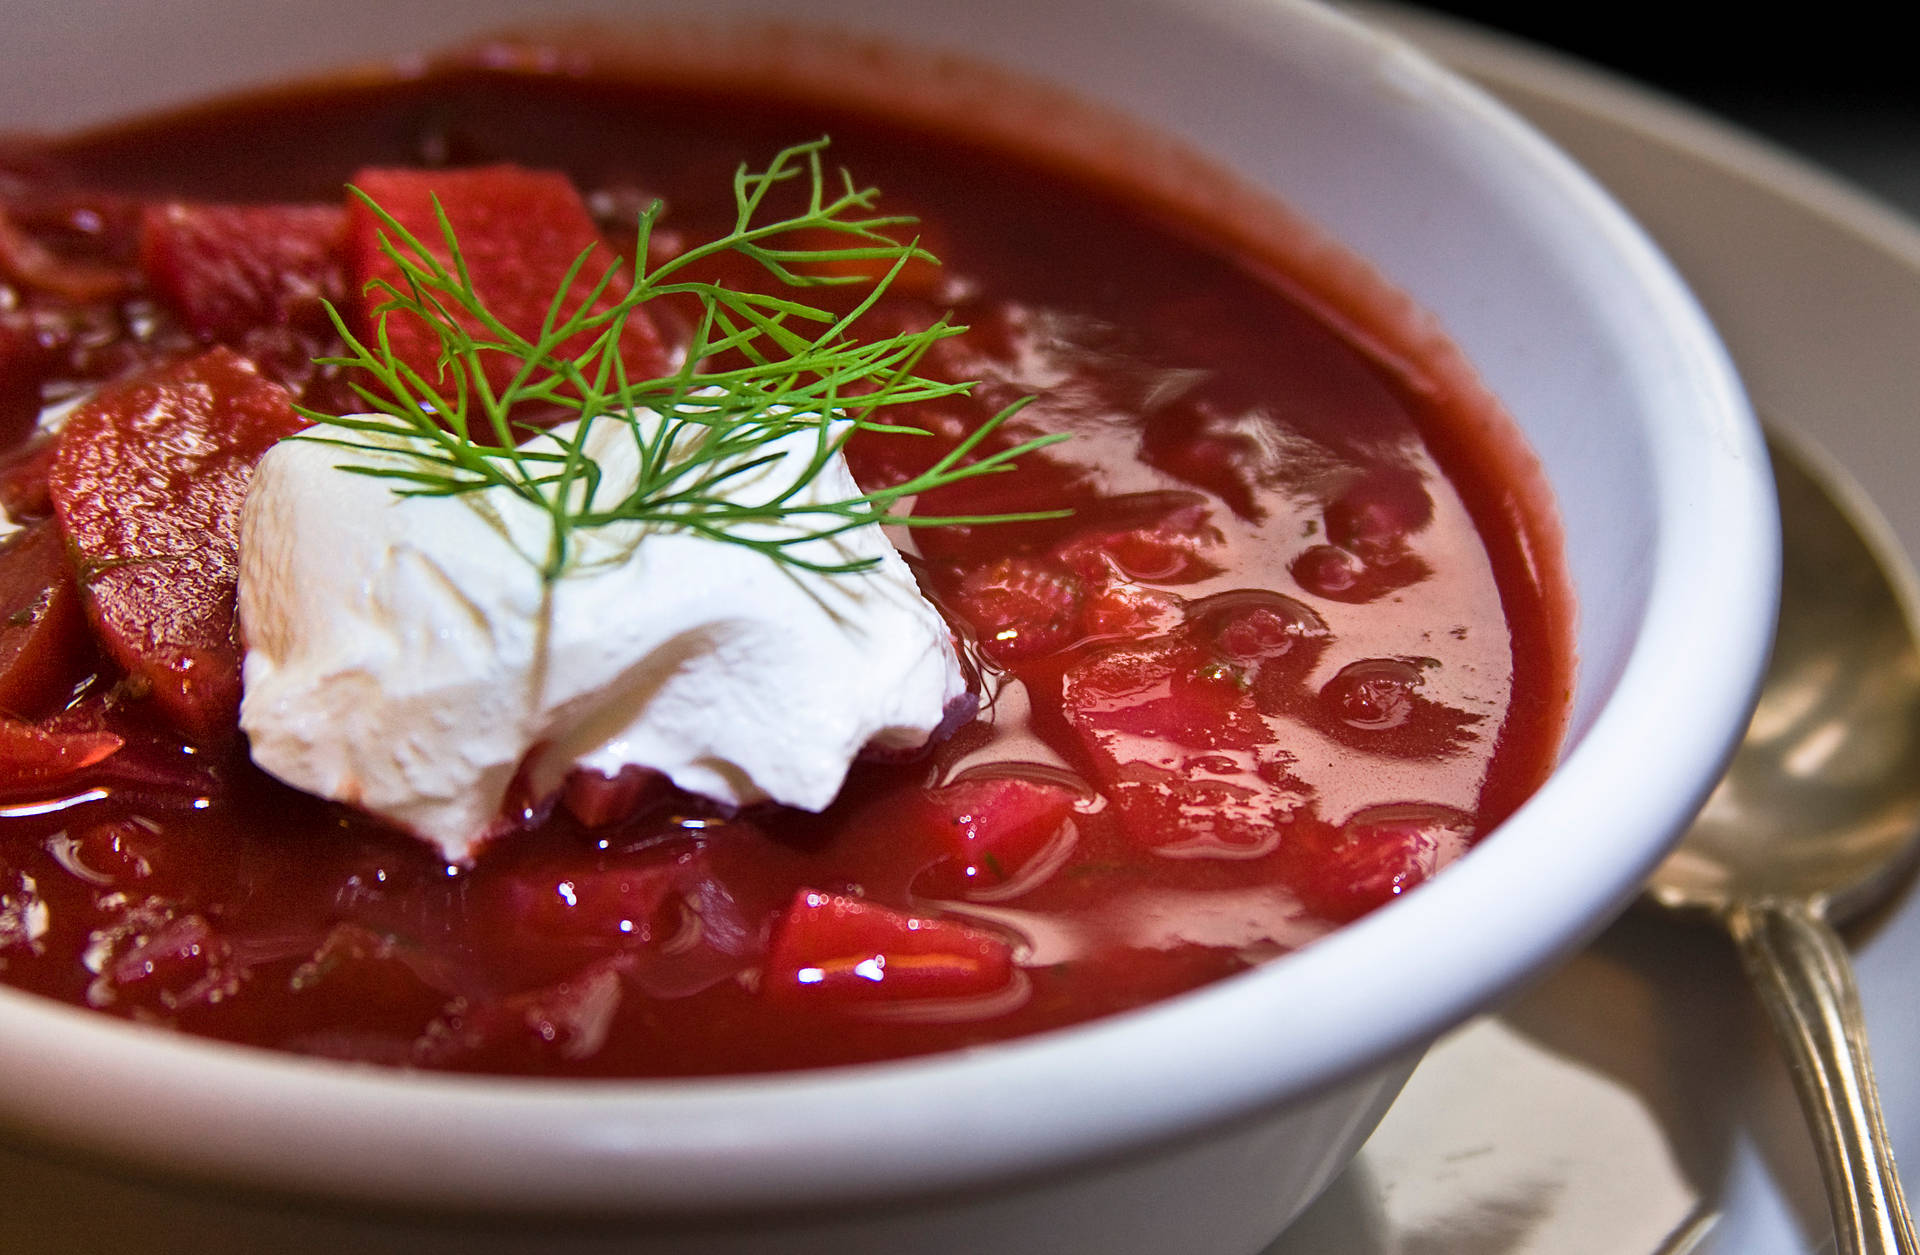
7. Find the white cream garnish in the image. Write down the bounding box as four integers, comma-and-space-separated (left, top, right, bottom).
236, 413, 967, 864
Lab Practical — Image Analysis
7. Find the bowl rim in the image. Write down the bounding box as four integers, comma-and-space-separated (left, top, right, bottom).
0, 0, 1778, 1215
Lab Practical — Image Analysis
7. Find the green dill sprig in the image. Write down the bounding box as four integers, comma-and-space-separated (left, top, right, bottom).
298, 137, 1067, 582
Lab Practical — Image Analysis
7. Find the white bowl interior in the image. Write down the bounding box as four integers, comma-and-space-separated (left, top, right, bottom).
0, 0, 1776, 1228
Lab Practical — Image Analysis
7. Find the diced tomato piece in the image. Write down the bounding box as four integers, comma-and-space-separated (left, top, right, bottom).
763, 890, 1014, 1005
346, 166, 670, 405
0, 519, 88, 716
49, 347, 308, 740
138, 202, 347, 341
952, 555, 1084, 663
0, 715, 121, 789
921, 775, 1077, 894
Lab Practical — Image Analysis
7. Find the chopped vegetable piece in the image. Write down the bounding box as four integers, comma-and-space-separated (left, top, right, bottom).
48, 347, 307, 740
764, 890, 1014, 1005
1061, 632, 1299, 852
921, 775, 1077, 894
345, 165, 670, 402
953, 555, 1084, 663
138, 202, 347, 340
1284, 805, 1469, 922
0, 715, 121, 789
0, 520, 88, 716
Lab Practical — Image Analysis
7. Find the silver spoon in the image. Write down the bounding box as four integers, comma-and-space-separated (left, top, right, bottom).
1647, 427, 1920, 1254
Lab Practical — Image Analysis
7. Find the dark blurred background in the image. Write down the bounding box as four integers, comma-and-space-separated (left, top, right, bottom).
1407, 2, 1920, 215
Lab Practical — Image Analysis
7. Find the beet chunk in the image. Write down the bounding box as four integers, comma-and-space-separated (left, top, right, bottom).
346, 166, 670, 406
139, 202, 348, 341
0, 520, 88, 716
763, 890, 1016, 1007
49, 347, 307, 741
0, 715, 121, 790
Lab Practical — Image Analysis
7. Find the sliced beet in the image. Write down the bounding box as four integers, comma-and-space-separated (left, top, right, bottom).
0, 715, 122, 790
346, 166, 670, 408
138, 202, 348, 342
0, 519, 88, 716
49, 347, 308, 741
763, 889, 1014, 1007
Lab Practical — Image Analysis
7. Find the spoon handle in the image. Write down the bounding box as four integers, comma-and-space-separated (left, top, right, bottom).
1727, 899, 1918, 1255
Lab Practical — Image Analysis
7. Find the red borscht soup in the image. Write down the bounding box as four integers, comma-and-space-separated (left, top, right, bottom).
0, 52, 1570, 1076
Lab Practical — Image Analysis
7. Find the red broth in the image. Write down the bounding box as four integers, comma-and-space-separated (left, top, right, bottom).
0, 56, 1570, 1076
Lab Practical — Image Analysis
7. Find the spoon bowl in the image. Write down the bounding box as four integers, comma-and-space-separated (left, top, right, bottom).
1648, 427, 1920, 1254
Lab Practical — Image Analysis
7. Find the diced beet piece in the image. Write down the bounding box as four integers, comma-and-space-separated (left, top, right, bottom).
0, 715, 121, 789
921, 775, 1078, 895
0, 432, 58, 522
495, 862, 680, 953
1060, 636, 1267, 753
346, 166, 670, 405
0, 520, 87, 715
49, 347, 308, 740
1060, 633, 1305, 852
763, 890, 1014, 1006
1198, 592, 1327, 668
86, 897, 303, 1018
1285, 805, 1470, 922
1191, 590, 1329, 713
952, 555, 1084, 664
138, 202, 347, 341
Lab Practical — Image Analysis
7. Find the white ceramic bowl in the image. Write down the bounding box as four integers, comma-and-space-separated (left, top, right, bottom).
0, 1, 1776, 1251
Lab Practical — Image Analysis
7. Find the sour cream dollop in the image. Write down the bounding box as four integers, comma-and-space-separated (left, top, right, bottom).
236, 413, 969, 864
